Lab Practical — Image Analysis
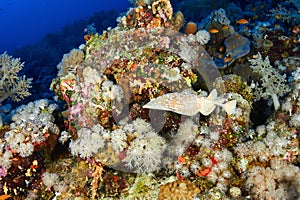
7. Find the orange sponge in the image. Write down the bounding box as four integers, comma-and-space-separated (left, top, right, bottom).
185, 22, 198, 34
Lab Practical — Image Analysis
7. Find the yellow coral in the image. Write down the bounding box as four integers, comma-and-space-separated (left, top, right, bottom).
158, 180, 200, 200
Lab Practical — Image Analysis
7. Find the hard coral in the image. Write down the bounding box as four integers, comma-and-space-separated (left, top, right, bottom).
56, 49, 84, 78
158, 180, 200, 200
0, 52, 32, 104
0, 52, 32, 126
119, 0, 173, 30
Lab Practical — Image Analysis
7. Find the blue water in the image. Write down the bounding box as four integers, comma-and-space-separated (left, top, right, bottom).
0, 0, 129, 53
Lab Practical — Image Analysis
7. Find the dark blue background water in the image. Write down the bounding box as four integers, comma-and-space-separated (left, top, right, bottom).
0, 0, 129, 53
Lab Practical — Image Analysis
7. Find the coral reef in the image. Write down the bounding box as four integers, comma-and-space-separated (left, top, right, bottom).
56, 49, 85, 78
0, 52, 32, 126
196, 8, 251, 68
0, 52, 32, 104
158, 179, 200, 200
249, 52, 290, 110
0, 0, 300, 199
0, 99, 60, 196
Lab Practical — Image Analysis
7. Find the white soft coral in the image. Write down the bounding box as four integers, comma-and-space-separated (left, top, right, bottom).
249, 52, 289, 110
123, 119, 167, 173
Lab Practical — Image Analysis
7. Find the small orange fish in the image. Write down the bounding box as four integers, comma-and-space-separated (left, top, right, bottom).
209, 28, 219, 33
224, 57, 232, 63
236, 18, 249, 24
222, 25, 229, 30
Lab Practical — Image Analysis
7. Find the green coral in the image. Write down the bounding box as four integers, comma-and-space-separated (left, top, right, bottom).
128, 174, 152, 198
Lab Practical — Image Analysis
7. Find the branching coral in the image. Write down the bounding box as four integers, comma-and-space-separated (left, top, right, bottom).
249, 52, 290, 110
268, 3, 300, 24
0, 52, 32, 103
0, 52, 32, 126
